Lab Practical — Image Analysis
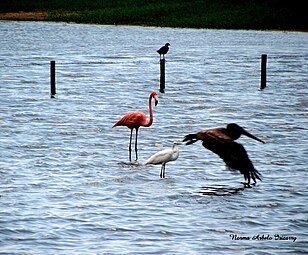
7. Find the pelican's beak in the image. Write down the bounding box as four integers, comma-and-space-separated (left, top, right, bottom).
241, 128, 265, 144
154, 95, 158, 106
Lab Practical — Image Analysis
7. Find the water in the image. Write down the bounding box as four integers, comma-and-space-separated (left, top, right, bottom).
0, 21, 307, 254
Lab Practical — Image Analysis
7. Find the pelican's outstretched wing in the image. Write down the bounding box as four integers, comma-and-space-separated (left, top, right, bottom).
202, 138, 261, 184
184, 128, 232, 145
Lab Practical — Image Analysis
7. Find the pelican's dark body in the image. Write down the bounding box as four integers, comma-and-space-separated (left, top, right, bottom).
183, 123, 265, 185
157, 43, 170, 59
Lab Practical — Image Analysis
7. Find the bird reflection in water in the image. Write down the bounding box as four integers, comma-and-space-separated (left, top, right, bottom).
198, 186, 245, 196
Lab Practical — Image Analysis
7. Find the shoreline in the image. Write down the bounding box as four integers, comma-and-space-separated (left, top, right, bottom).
0, 11, 48, 21
0, 11, 307, 32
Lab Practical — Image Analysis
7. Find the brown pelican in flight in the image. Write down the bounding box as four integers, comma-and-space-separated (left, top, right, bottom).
183, 123, 265, 186
157, 43, 170, 59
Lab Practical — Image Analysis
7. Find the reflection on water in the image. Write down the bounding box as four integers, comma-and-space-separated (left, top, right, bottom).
0, 21, 307, 254
198, 186, 245, 196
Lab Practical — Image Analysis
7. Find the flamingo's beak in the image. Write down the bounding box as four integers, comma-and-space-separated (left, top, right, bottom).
154, 95, 158, 106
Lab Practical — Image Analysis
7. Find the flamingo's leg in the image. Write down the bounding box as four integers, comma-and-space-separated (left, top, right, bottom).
129, 129, 133, 162
135, 128, 139, 161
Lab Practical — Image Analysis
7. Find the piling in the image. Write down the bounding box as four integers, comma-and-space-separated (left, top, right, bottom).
159, 58, 165, 93
260, 54, 267, 90
50, 60, 56, 98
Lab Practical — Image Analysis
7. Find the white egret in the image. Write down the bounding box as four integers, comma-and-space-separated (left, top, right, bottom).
144, 141, 181, 178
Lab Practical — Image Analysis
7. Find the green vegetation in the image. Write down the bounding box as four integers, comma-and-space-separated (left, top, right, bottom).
0, 0, 306, 30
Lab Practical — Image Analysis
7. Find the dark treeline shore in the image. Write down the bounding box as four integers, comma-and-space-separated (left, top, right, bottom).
0, 0, 306, 31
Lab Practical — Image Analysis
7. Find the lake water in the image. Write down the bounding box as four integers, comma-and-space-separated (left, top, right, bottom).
0, 21, 307, 254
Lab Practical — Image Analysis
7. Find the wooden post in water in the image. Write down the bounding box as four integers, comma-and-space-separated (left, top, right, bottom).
159, 58, 166, 93
260, 54, 267, 90
50, 60, 56, 98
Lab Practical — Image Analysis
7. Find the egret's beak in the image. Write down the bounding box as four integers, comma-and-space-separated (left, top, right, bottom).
173, 141, 182, 145
154, 95, 158, 106
172, 141, 182, 149
241, 128, 265, 144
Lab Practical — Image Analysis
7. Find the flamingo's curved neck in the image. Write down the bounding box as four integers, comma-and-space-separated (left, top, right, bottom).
144, 94, 154, 127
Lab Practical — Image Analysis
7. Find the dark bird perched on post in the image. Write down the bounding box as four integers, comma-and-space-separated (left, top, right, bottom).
157, 43, 170, 59
183, 123, 265, 186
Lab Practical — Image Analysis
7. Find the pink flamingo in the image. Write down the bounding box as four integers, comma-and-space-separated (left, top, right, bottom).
112, 91, 158, 162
